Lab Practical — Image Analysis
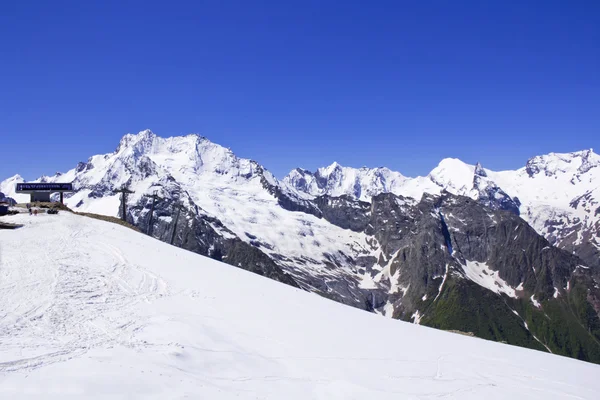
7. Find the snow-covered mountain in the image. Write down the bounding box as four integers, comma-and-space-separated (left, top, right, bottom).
285, 149, 600, 269
23, 130, 377, 306
2, 130, 599, 363
284, 162, 440, 202
2, 212, 598, 399
0, 174, 27, 204
488, 150, 600, 269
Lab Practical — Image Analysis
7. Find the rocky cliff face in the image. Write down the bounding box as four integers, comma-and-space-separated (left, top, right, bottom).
3, 131, 599, 363
360, 192, 600, 361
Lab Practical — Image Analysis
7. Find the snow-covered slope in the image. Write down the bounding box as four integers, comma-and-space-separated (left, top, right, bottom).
0, 212, 598, 399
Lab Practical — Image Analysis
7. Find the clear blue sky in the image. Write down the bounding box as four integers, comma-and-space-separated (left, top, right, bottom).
1, 0, 598, 180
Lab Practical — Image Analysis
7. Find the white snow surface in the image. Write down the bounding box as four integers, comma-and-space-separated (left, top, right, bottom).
0, 213, 598, 399
461, 260, 517, 298
531, 295, 542, 308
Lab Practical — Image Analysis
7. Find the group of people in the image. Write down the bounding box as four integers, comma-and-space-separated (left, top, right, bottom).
26, 203, 38, 216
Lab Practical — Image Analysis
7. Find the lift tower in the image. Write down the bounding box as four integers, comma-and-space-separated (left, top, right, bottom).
114, 186, 134, 222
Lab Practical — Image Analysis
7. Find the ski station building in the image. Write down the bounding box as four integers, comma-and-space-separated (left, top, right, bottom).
15, 182, 74, 203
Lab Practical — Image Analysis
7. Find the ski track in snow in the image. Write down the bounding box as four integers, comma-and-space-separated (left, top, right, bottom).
0, 212, 598, 399
0, 213, 169, 374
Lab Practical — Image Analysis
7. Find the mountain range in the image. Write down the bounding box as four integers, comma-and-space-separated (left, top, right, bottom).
2, 130, 599, 363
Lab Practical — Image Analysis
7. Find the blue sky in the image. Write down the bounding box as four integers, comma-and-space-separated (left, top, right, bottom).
0, 0, 598, 180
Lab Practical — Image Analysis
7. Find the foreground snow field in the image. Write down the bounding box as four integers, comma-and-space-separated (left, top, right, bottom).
0, 213, 598, 399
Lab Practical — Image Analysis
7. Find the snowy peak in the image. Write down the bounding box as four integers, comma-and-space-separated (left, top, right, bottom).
287, 149, 599, 208
317, 161, 342, 177
474, 162, 487, 177
525, 149, 599, 177
286, 156, 524, 215
283, 163, 408, 202
428, 158, 475, 193
119, 128, 155, 143
31, 130, 286, 216
115, 129, 157, 155
3, 173, 24, 182
283, 168, 318, 194
426, 159, 521, 214
0, 174, 24, 188
108, 130, 274, 185
0, 174, 26, 203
